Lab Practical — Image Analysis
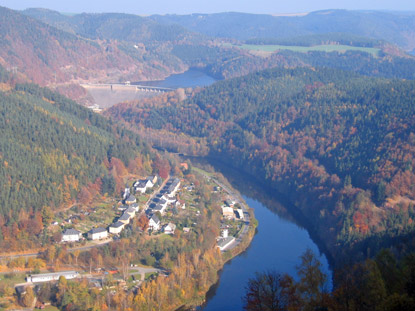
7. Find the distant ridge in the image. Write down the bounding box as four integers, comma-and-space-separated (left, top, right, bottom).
150, 10, 415, 52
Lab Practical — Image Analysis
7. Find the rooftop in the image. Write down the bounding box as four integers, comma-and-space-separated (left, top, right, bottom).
63, 228, 81, 236
111, 221, 125, 228
89, 227, 107, 234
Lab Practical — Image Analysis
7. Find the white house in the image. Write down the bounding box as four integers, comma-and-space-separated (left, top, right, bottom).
148, 175, 158, 184
123, 188, 130, 200
153, 204, 167, 215
125, 194, 137, 205
130, 203, 139, 212
235, 209, 245, 220
26, 271, 80, 283
163, 223, 176, 235
88, 227, 108, 240
217, 236, 235, 251
61, 229, 81, 242
118, 212, 132, 224
149, 215, 160, 231
109, 221, 125, 234
163, 194, 176, 204
125, 206, 136, 218
166, 178, 180, 196
134, 178, 154, 194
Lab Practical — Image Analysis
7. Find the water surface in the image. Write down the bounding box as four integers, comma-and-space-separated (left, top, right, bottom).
196, 159, 332, 310
133, 68, 217, 89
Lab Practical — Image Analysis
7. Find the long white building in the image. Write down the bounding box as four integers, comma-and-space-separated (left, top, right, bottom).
26, 271, 80, 283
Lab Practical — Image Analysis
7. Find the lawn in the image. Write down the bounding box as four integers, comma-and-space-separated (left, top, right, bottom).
228, 43, 380, 57
0, 272, 26, 286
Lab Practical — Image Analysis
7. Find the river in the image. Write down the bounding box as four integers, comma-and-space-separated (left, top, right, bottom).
196, 160, 332, 310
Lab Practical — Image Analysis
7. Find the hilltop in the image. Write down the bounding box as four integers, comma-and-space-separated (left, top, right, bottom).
151, 10, 415, 53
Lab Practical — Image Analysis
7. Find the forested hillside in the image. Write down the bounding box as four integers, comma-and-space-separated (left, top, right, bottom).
0, 69, 154, 250
23, 8, 200, 43
107, 67, 415, 262
151, 10, 415, 52
0, 6, 189, 91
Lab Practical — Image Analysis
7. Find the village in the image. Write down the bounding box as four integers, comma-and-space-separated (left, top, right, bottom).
1, 166, 251, 309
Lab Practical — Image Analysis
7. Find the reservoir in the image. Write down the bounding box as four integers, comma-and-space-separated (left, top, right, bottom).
133, 68, 218, 89
84, 68, 218, 108
199, 161, 332, 310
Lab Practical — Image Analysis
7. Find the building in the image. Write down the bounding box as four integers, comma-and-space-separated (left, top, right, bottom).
149, 215, 160, 231
61, 229, 81, 242
125, 206, 136, 217
88, 227, 108, 240
109, 221, 125, 234
130, 203, 139, 212
163, 223, 176, 235
134, 177, 155, 194
148, 175, 158, 184
167, 178, 180, 196
125, 194, 137, 205
222, 206, 234, 219
235, 209, 245, 220
26, 271, 80, 283
153, 204, 167, 215
118, 212, 131, 224
217, 237, 235, 251
118, 205, 128, 211
123, 188, 130, 200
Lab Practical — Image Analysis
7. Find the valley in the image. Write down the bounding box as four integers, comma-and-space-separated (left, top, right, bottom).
1, 3, 415, 310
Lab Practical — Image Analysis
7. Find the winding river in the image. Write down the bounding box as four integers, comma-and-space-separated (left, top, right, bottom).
131, 68, 333, 310
197, 160, 333, 310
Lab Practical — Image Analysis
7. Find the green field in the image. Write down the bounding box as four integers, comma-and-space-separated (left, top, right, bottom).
229, 43, 380, 56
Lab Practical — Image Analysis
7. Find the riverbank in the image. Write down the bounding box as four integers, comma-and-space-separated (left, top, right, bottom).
180, 166, 257, 309
196, 160, 332, 310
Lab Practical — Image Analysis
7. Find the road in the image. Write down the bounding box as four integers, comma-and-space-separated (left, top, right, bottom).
195, 168, 252, 252
0, 239, 114, 261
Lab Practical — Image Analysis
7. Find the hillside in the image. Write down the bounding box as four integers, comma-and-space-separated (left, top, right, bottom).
0, 68, 154, 250
22, 8, 201, 43
106, 67, 415, 262
0, 6, 188, 92
12, 7, 415, 94
151, 10, 415, 53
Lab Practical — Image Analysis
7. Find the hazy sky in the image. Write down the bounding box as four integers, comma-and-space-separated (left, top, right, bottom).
0, 0, 414, 15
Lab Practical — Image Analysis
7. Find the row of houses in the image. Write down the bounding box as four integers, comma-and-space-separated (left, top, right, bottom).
109, 198, 140, 234
60, 176, 176, 242
145, 177, 182, 234
61, 193, 141, 242
147, 178, 182, 216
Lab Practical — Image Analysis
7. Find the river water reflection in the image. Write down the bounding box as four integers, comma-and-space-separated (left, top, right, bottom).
200, 162, 332, 310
